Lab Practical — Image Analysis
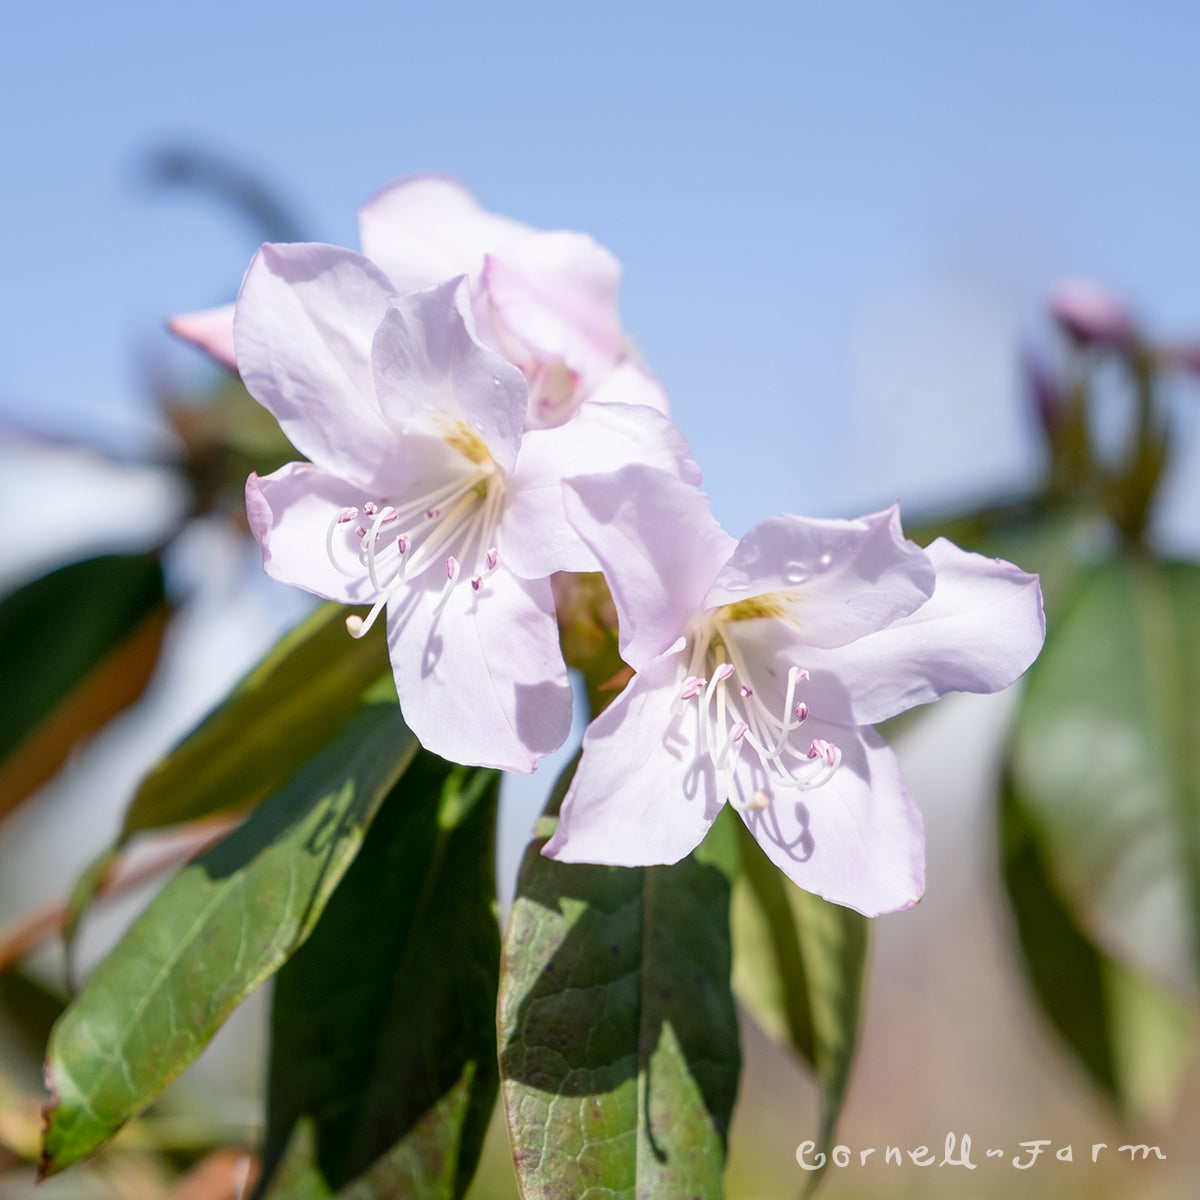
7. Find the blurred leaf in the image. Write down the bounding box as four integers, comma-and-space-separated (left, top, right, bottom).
261, 757, 501, 1200
61, 847, 119, 985
121, 602, 388, 841
498, 764, 741, 1200
1001, 774, 1195, 1120
1009, 557, 1200, 994
729, 819, 868, 1188
0, 971, 67, 1090
144, 144, 307, 245
166, 376, 298, 516
0, 553, 167, 815
41, 685, 419, 1177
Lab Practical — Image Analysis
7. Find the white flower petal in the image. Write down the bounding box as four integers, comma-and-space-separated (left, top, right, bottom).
798, 538, 1046, 725
235, 243, 398, 490
385, 567, 571, 773
584, 358, 670, 417
738, 723, 925, 916
706, 506, 936, 649
358, 174, 529, 294
168, 303, 237, 372
246, 464, 381, 605
544, 653, 722, 865
483, 231, 623, 385
560, 464, 735, 671
503, 408, 702, 583
371, 279, 528, 475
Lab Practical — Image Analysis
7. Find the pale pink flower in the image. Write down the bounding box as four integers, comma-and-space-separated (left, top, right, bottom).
547, 466, 1045, 915
1049, 279, 1136, 349
172, 175, 665, 430
237, 244, 697, 773
359, 174, 665, 429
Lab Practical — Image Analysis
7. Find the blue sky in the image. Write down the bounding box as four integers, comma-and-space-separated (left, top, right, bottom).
6, 0, 1200, 546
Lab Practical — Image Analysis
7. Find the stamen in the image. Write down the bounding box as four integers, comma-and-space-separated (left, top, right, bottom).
717, 720, 748, 769
765, 664, 805, 757
322, 457, 507, 639
434, 557, 460, 615
326, 509, 360, 576
807, 738, 838, 767
684, 614, 842, 803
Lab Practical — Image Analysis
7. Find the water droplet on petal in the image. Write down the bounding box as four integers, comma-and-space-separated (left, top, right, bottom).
817, 552, 833, 569
784, 561, 809, 585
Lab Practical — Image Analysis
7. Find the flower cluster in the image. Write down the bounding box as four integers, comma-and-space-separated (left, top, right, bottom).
178, 174, 1045, 916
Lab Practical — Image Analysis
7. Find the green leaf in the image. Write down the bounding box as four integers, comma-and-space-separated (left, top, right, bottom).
121, 601, 389, 840
1009, 557, 1200, 993
261, 756, 501, 1200
1001, 774, 1195, 1120
728, 819, 868, 1185
498, 764, 741, 1200
40, 687, 419, 1177
0, 553, 168, 815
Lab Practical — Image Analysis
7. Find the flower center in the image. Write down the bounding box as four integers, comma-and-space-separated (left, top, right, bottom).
674, 610, 840, 811
325, 449, 506, 639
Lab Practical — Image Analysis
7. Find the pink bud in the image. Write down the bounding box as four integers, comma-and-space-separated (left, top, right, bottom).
1049, 279, 1136, 349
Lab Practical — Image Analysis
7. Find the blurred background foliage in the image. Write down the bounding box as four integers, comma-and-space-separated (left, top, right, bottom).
2, 143, 1199, 1200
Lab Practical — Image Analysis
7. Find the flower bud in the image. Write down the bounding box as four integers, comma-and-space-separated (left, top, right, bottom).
1049, 279, 1136, 349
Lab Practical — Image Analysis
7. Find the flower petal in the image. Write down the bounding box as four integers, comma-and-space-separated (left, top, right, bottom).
705, 505, 936, 649
234, 243, 398, 489
483, 231, 623, 383
385, 567, 571, 773
358, 173, 529, 294
502, 405, 702, 583
168, 303, 237, 372
798, 538, 1045, 725
559, 464, 736, 670
584, 358, 670, 417
371, 278, 528, 475
738, 723, 925, 916
246, 464, 381, 605
544, 652, 722, 865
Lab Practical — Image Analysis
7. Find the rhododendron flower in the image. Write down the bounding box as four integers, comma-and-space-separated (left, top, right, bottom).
173, 175, 664, 430
548, 466, 1045, 915
360, 175, 664, 429
236, 244, 697, 773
